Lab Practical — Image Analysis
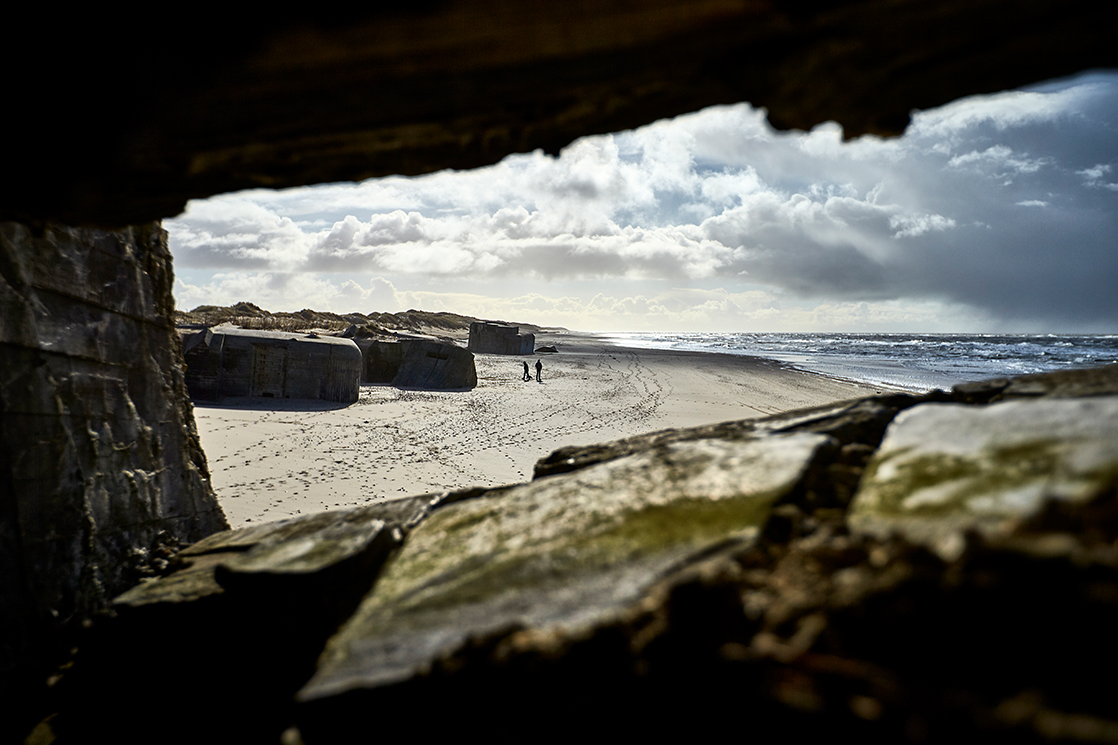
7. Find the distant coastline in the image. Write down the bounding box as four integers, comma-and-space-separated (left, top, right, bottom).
600, 332, 1118, 393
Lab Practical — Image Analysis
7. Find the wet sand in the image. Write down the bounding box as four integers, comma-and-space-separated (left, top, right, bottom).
193, 332, 890, 526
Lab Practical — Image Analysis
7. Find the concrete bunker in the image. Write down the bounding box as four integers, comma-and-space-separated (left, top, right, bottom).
355, 338, 477, 390
467, 321, 535, 355
182, 327, 362, 403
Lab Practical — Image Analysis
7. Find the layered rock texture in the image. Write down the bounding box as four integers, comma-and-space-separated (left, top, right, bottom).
37, 364, 1118, 742
0, 223, 228, 737
302, 432, 829, 700
851, 397, 1118, 560
182, 327, 362, 403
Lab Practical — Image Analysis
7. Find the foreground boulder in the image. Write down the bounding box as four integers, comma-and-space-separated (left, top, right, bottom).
50, 496, 440, 743
35, 363, 1118, 743
851, 396, 1118, 560
298, 433, 831, 712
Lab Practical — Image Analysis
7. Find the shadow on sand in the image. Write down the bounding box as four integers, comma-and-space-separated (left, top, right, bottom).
191, 397, 354, 413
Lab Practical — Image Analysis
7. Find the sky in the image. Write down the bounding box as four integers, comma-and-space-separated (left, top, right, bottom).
168, 71, 1118, 333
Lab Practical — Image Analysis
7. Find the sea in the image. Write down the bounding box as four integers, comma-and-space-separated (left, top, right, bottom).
599, 332, 1118, 393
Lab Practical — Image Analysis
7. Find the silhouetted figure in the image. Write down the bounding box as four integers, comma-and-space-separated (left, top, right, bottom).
522, 361, 531, 381
535, 359, 543, 382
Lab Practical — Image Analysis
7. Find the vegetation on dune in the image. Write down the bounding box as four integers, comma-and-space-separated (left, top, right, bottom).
175, 304, 559, 336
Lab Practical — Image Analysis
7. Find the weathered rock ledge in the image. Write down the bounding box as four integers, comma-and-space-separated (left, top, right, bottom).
6, 4, 1117, 227
38, 363, 1118, 743
0, 222, 229, 742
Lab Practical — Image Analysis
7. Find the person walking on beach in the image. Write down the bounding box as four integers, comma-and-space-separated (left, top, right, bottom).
522, 361, 531, 381
535, 358, 543, 382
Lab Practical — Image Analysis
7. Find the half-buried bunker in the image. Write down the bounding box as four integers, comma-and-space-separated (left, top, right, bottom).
355, 338, 477, 390
182, 327, 362, 403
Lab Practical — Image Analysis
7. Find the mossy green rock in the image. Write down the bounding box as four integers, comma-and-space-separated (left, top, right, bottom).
299, 432, 831, 700
850, 396, 1118, 559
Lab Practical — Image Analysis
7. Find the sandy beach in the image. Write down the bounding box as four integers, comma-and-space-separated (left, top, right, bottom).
194, 332, 890, 526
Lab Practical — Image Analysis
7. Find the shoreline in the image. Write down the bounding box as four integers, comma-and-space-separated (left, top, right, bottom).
593, 332, 936, 393
194, 331, 891, 526
595, 331, 1118, 394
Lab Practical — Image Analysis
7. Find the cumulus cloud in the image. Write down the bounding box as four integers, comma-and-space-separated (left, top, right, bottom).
166, 72, 1118, 331
170, 199, 313, 270
888, 213, 956, 238
1078, 163, 1118, 191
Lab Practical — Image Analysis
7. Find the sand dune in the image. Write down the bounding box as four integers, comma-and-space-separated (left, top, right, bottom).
193, 333, 889, 526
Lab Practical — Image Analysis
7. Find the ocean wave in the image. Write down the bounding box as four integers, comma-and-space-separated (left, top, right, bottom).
601, 332, 1118, 392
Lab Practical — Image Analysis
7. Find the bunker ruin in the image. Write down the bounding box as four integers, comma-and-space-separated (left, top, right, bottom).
182, 327, 362, 403
355, 338, 477, 390
467, 322, 535, 355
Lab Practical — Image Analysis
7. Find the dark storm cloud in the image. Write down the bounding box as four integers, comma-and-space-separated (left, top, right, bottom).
679, 75, 1118, 328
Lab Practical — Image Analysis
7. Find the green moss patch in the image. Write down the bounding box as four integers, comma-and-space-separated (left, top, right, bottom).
377, 491, 776, 618
857, 438, 1115, 519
